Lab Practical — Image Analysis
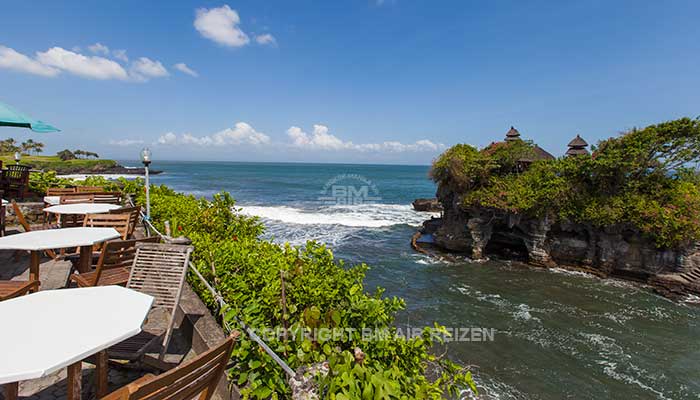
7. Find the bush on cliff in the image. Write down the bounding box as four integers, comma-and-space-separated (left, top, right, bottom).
138, 185, 476, 399
430, 117, 700, 248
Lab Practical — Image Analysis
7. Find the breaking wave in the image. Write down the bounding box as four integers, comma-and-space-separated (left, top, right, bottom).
239, 203, 438, 228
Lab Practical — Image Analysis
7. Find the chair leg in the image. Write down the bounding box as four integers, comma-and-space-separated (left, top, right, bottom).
64, 263, 76, 288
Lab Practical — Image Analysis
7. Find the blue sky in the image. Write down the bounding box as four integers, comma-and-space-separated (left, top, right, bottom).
1, 0, 699, 165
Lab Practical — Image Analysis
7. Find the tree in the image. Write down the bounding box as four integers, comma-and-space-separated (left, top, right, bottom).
33, 141, 44, 154
57, 149, 76, 161
0, 138, 20, 155
20, 139, 34, 155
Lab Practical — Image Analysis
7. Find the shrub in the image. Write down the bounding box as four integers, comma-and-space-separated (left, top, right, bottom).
431, 117, 700, 248
138, 185, 477, 399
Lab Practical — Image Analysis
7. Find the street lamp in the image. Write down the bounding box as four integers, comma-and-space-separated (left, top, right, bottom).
140, 148, 152, 221
14, 152, 21, 164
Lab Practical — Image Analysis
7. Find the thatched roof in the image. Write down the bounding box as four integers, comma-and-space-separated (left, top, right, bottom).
521, 145, 555, 162
566, 134, 589, 156
505, 126, 521, 141
567, 134, 588, 147
565, 147, 590, 156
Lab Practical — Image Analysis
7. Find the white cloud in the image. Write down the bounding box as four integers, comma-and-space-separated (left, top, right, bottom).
129, 57, 169, 81
0, 44, 177, 83
0, 45, 60, 77
109, 139, 144, 146
287, 124, 444, 152
87, 43, 110, 55
36, 47, 129, 80
255, 33, 277, 46
194, 5, 250, 47
113, 49, 128, 62
174, 62, 199, 77
157, 122, 271, 147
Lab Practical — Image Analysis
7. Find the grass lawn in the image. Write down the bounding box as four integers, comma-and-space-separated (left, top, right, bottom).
0, 154, 118, 173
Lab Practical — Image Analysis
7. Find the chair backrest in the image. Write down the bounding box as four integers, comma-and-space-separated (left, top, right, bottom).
10, 200, 31, 232
109, 206, 142, 238
127, 243, 193, 359
47, 187, 76, 196
90, 237, 160, 286
84, 213, 132, 240
60, 193, 95, 204
101, 334, 237, 400
93, 192, 123, 205
3, 164, 30, 183
76, 186, 103, 193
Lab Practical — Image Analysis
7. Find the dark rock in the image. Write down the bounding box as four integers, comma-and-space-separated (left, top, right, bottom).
412, 198, 442, 212
418, 183, 700, 299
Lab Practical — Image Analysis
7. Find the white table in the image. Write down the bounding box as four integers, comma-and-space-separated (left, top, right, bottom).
44, 203, 121, 215
0, 227, 121, 282
43, 196, 60, 206
0, 286, 154, 400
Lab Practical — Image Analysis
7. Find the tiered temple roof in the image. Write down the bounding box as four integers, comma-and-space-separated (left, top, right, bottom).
566, 134, 589, 156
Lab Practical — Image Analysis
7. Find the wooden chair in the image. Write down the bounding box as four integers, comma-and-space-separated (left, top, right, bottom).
70, 237, 160, 287
76, 186, 103, 193
60, 193, 95, 204
11, 200, 57, 259
63, 213, 133, 274
109, 243, 193, 362
109, 206, 142, 239
101, 333, 237, 400
2, 164, 31, 199
84, 213, 132, 240
93, 192, 123, 205
46, 187, 76, 196
0, 280, 39, 301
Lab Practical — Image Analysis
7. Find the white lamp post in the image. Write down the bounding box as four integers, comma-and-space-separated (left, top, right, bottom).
14, 152, 21, 164
140, 148, 152, 220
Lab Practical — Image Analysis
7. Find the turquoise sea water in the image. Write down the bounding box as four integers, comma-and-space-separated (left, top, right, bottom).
128, 160, 700, 399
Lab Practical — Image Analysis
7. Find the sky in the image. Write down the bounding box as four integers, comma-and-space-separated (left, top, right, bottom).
1, 0, 699, 165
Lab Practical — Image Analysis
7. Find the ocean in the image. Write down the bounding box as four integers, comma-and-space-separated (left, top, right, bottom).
129, 160, 700, 399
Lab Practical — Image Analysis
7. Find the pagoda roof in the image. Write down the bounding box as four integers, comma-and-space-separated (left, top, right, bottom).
505, 126, 521, 141
568, 134, 588, 147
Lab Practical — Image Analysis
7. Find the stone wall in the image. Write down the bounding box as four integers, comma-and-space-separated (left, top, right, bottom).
4, 201, 45, 227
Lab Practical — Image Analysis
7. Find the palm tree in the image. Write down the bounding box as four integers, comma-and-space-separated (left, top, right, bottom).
21, 139, 34, 155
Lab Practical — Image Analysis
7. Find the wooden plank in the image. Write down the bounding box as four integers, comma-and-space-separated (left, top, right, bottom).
67, 361, 82, 400
96, 350, 109, 398
3, 382, 18, 400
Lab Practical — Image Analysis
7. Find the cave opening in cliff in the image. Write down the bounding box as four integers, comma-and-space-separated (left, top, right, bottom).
484, 228, 529, 261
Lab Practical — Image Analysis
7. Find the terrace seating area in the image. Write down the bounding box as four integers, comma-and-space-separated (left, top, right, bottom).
0, 187, 234, 400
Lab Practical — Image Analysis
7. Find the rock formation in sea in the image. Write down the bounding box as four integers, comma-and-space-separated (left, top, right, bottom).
414, 122, 700, 299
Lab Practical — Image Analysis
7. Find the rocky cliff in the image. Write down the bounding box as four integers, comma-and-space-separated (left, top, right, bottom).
416, 183, 700, 297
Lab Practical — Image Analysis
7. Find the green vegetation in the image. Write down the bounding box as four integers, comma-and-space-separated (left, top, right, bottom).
1, 138, 45, 155
28, 171, 142, 195
430, 117, 700, 248
1, 155, 117, 174
133, 185, 476, 399
0, 138, 112, 172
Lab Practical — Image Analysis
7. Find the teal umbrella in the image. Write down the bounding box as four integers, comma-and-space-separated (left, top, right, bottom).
0, 101, 60, 133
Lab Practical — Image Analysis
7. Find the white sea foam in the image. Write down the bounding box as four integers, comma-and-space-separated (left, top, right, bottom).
239, 203, 438, 228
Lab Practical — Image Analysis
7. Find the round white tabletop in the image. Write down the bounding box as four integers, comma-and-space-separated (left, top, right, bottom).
0, 286, 153, 384
0, 227, 121, 251
44, 203, 121, 215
